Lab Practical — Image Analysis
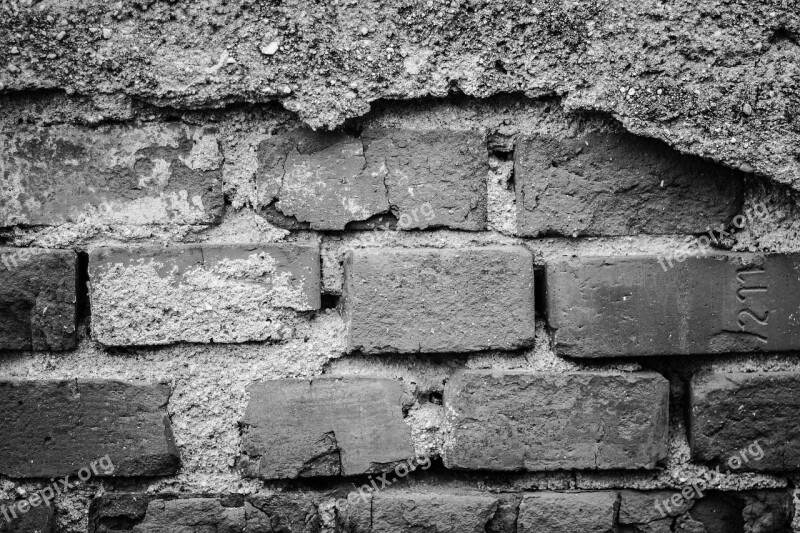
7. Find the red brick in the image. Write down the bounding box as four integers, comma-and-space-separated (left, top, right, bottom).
442, 371, 669, 471
546, 253, 800, 357
343, 246, 535, 354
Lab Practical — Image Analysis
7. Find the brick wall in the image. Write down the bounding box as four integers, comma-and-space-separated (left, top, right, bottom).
1, 44, 800, 533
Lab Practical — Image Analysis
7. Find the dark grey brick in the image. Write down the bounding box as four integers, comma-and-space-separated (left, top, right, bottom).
690, 371, 800, 472
343, 246, 535, 354
546, 253, 800, 357
240, 377, 414, 479
0, 248, 76, 351
442, 371, 669, 471
0, 380, 180, 478
517, 492, 618, 533
515, 132, 743, 237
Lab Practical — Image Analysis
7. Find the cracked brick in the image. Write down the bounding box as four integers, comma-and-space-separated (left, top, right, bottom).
239, 377, 414, 480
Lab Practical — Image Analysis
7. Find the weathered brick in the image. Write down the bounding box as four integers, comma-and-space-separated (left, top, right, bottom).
442, 371, 669, 471
0, 124, 223, 226
240, 377, 414, 479
89, 243, 320, 346
0, 247, 76, 351
546, 253, 800, 357
346, 492, 499, 533
90, 493, 321, 533
256, 129, 487, 230
362, 129, 487, 230
257, 130, 389, 230
343, 246, 535, 354
0, 498, 55, 533
618, 490, 794, 533
0, 380, 179, 477
517, 492, 617, 533
690, 371, 800, 472
131, 498, 245, 533
514, 132, 743, 237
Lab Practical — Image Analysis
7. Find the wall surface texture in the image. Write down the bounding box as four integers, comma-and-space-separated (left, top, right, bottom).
2, 0, 800, 532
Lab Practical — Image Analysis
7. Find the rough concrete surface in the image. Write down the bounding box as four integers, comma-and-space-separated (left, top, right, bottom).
1, 0, 799, 192
89, 243, 320, 346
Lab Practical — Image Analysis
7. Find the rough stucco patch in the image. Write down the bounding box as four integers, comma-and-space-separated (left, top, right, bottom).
239, 377, 415, 480
0, 123, 223, 226
88, 243, 320, 346
1, 2, 799, 190
515, 132, 744, 236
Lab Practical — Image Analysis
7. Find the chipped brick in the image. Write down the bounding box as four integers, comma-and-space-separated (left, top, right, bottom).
240, 377, 414, 479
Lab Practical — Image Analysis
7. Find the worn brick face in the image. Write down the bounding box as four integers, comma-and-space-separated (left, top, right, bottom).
517, 492, 618, 533
690, 371, 800, 472
362, 129, 488, 230
0, 498, 55, 532
343, 246, 535, 354
0, 380, 179, 478
546, 253, 800, 357
0, 124, 223, 226
515, 132, 743, 237
347, 492, 499, 533
256, 129, 487, 230
0, 247, 76, 351
442, 371, 669, 471
240, 377, 414, 479
89, 493, 321, 533
89, 243, 320, 346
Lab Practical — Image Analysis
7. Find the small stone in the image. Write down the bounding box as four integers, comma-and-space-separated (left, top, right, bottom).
56, 30, 66, 41
743, 102, 753, 115
360, 26, 369, 35
260, 40, 279, 56
10, 46, 19, 54
226, 56, 236, 64
46, 53, 56, 59
280, 84, 292, 95
102, 28, 113, 39
7, 64, 19, 73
